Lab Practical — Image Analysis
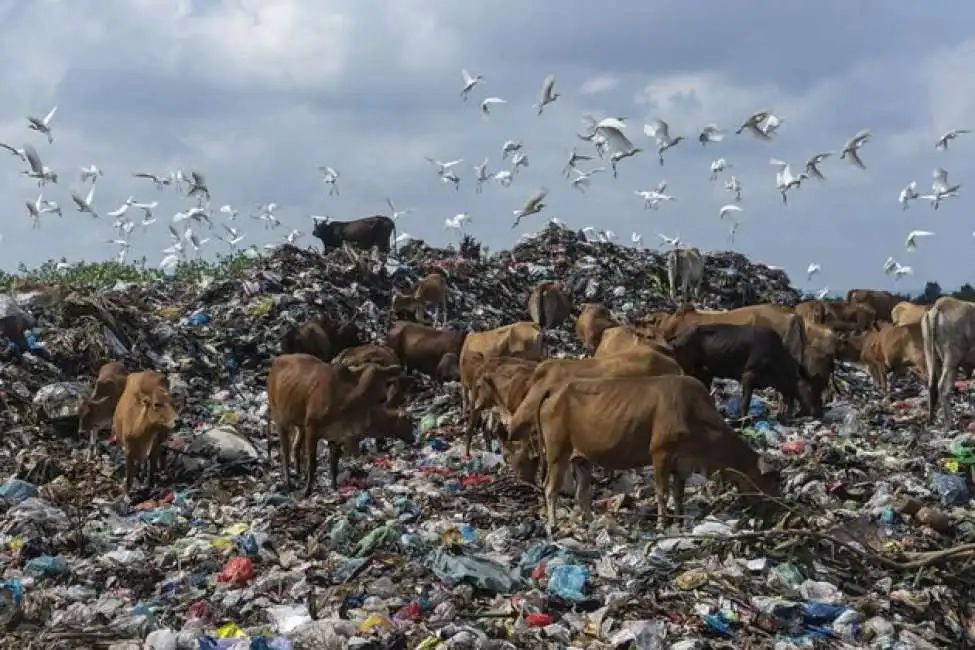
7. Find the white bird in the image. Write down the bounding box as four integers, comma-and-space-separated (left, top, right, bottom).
70, 185, 98, 218
884, 258, 913, 278
106, 197, 134, 218
562, 148, 593, 177
719, 204, 743, 220
80, 165, 103, 184
511, 152, 529, 173
759, 114, 784, 138
932, 167, 961, 195
0, 143, 27, 163
216, 224, 246, 251
106, 239, 132, 263
936, 129, 971, 151
473, 159, 490, 194
804, 153, 832, 180
444, 213, 471, 233
725, 176, 743, 201
492, 170, 513, 187
735, 110, 771, 136
570, 167, 606, 192
285, 229, 303, 245
815, 287, 830, 301
39, 198, 61, 217
658, 233, 681, 248
22, 145, 57, 186
599, 230, 618, 244
631, 232, 643, 248
175, 206, 213, 228
806, 262, 821, 281
534, 74, 560, 115
319, 166, 340, 196
636, 188, 677, 211
580, 226, 599, 243
24, 195, 47, 229
426, 157, 464, 175
644, 120, 684, 166
709, 158, 731, 181
840, 130, 871, 169
140, 215, 157, 230
898, 181, 919, 209
133, 172, 171, 189
460, 69, 484, 101
159, 254, 181, 273
905, 230, 935, 252
170, 169, 187, 192
441, 170, 461, 190
184, 170, 209, 202
501, 140, 522, 160
183, 226, 210, 253
770, 158, 808, 204
480, 97, 507, 117
698, 124, 726, 145
26, 106, 57, 144
218, 205, 238, 220
512, 187, 548, 228
386, 198, 414, 220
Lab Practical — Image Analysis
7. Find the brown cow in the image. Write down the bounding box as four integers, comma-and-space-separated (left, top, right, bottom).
78, 361, 129, 460
267, 354, 400, 496
666, 323, 822, 418
281, 315, 363, 362
527, 282, 572, 354
459, 322, 542, 420
391, 270, 448, 325
507, 375, 780, 533
594, 326, 675, 359
853, 323, 926, 393
796, 300, 876, 331
386, 322, 466, 377
892, 301, 927, 326
847, 289, 897, 323
465, 354, 539, 454
114, 371, 180, 494
293, 404, 415, 465
332, 344, 400, 369
575, 303, 617, 354
922, 297, 975, 424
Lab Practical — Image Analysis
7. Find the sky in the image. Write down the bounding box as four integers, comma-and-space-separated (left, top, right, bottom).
1, 1, 974, 293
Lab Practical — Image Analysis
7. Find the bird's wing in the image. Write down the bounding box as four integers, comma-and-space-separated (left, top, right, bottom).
461, 69, 474, 85
769, 158, 788, 169
598, 127, 635, 154
541, 74, 556, 98
24, 145, 42, 174
43, 106, 58, 124
85, 185, 95, 205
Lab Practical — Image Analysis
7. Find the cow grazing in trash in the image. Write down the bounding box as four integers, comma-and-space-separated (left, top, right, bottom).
391, 270, 449, 326
312, 215, 396, 253
78, 361, 129, 460
280, 315, 363, 363
114, 370, 180, 494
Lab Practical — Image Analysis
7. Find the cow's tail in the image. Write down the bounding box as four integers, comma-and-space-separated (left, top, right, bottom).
533, 388, 553, 485
921, 305, 939, 404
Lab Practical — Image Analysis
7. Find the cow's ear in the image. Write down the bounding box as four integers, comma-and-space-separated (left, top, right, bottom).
757, 455, 777, 476
140, 395, 152, 408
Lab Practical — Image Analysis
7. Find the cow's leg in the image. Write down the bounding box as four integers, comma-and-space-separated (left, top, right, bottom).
276, 422, 292, 490
740, 371, 756, 420
481, 413, 497, 454
544, 455, 569, 536
652, 454, 673, 531
938, 353, 959, 427
327, 440, 342, 491
464, 407, 481, 456
123, 450, 135, 494
301, 428, 319, 498
672, 473, 687, 529
572, 458, 593, 523
86, 424, 97, 461
293, 427, 305, 481
414, 303, 425, 325
928, 353, 942, 422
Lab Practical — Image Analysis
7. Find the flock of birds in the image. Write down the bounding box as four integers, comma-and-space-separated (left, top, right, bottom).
2, 71, 971, 289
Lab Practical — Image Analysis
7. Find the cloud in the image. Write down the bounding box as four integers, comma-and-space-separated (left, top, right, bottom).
0, 1, 970, 293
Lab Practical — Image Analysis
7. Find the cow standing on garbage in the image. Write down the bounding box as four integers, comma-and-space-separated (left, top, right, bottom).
390, 270, 449, 325
114, 370, 180, 494
78, 361, 129, 460
312, 215, 397, 253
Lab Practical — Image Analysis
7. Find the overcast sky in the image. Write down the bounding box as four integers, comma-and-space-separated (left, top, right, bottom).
0, 1, 972, 292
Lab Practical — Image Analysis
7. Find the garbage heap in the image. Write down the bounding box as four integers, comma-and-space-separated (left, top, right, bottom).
0, 223, 971, 648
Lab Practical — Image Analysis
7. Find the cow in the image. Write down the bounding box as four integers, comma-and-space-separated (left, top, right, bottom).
667, 247, 706, 303
267, 354, 399, 496
292, 403, 415, 466
464, 354, 539, 454
845, 323, 926, 393
575, 303, 618, 354
312, 215, 396, 253
78, 361, 129, 460
386, 322, 466, 377
506, 375, 780, 533
594, 326, 675, 359
527, 282, 572, 354
391, 270, 448, 325
892, 301, 928, 327
796, 300, 876, 332
458, 322, 543, 417
922, 297, 975, 425
847, 289, 898, 323
113, 371, 180, 494
281, 315, 363, 363
666, 323, 822, 418
332, 344, 400, 369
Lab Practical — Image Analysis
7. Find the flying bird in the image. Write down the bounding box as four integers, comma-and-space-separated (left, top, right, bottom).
725, 176, 742, 201
534, 74, 560, 115
898, 181, 919, 210
70, 185, 98, 218
425, 157, 463, 175
644, 119, 684, 165
79, 165, 103, 184
719, 204, 743, 220
386, 198, 414, 220
806, 262, 821, 281
709, 158, 731, 181
658, 233, 681, 248
770, 158, 808, 204
839, 130, 871, 169
319, 166, 340, 196
444, 213, 472, 232
935, 129, 971, 151
219, 204, 239, 220
473, 159, 490, 193
562, 148, 592, 177
22, 145, 57, 186
501, 140, 522, 159
570, 167, 606, 192
492, 170, 513, 187
186, 170, 210, 201
26, 106, 57, 144
804, 153, 832, 180
0, 143, 27, 163
511, 151, 529, 173
441, 169, 461, 190
460, 69, 484, 101
631, 232, 643, 248
133, 172, 171, 189
511, 187, 548, 228
735, 110, 771, 135
480, 97, 507, 117
905, 230, 934, 251
698, 124, 726, 145
107, 197, 134, 218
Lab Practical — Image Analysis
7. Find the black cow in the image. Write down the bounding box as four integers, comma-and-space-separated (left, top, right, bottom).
312, 216, 396, 253
666, 323, 822, 419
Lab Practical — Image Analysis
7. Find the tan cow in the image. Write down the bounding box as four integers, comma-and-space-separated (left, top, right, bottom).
465, 354, 539, 454
575, 303, 618, 354
391, 270, 448, 325
848, 323, 926, 393
922, 297, 975, 424
847, 289, 898, 323
78, 361, 129, 460
386, 322, 466, 378
667, 247, 706, 303
458, 321, 542, 415
507, 375, 780, 533
594, 326, 675, 359
795, 300, 876, 332
267, 354, 401, 496
527, 282, 572, 346
114, 371, 180, 494
892, 301, 928, 327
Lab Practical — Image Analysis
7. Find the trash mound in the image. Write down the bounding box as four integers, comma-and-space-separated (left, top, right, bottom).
0, 224, 971, 648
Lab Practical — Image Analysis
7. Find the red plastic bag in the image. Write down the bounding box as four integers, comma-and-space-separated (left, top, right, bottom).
217, 556, 255, 585
526, 613, 553, 627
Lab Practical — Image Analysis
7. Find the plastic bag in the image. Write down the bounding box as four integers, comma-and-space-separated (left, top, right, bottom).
930, 472, 969, 506
546, 564, 588, 601
429, 549, 520, 594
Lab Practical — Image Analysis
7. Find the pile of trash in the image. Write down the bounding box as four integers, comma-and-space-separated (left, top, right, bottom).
0, 223, 971, 648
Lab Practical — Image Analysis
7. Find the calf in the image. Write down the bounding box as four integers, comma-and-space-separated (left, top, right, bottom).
391, 270, 448, 325
465, 354, 539, 454
667, 323, 821, 418
293, 404, 414, 465
78, 361, 129, 460
267, 354, 395, 496
281, 315, 362, 362
575, 303, 617, 354
507, 375, 780, 533
313, 215, 396, 253
386, 322, 466, 377
857, 323, 926, 393
113, 371, 179, 494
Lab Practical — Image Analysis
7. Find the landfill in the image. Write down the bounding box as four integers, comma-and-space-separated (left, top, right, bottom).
0, 222, 973, 649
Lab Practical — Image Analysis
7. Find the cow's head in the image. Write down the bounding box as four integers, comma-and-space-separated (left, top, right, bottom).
141, 388, 179, 431
313, 221, 340, 248
505, 438, 540, 484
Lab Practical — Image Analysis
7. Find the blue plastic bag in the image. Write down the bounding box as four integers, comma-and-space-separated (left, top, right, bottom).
547, 564, 588, 601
